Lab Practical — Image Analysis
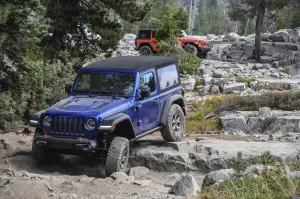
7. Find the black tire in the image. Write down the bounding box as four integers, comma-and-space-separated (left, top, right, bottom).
31, 128, 56, 164
183, 44, 198, 56
139, 46, 153, 56
160, 104, 185, 142
105, 137, 129, 176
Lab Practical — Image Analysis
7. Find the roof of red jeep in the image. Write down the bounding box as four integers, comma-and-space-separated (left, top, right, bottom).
83, 56, 177, 72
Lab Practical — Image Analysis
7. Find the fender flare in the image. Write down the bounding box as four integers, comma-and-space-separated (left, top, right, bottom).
99, 113, 135, 137
160, 94, 186, 126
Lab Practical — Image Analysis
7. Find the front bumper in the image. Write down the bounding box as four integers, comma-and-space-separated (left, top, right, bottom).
33, 135, 98, 154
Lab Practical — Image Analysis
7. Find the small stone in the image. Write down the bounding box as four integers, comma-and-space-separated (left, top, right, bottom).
202, 169, 234, 188
133, 180, 152, 186
0, 176, 10, 188
110, 172, 129, 181
62, 180, 75, 186
128, 167, 150, 179
45, 184, 54, 191
169, 174, 200, 196
18, 140, 27, 144
20, 171, 30, 178
49, 193, 56, 197
210, 85, 220, 94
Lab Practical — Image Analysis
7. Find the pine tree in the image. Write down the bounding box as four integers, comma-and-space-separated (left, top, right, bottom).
42, 0, 151, 68
229, 0, 288, 61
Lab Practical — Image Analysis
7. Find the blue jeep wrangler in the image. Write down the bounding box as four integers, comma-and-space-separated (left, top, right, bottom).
29, 56, 186, 176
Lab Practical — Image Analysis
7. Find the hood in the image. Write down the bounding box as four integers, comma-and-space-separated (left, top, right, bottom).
183, 35, 207, 40
45, 95, 132, 117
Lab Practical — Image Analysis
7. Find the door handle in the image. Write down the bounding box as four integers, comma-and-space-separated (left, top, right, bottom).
152, 98, 160, 103
134, 102, 142, 108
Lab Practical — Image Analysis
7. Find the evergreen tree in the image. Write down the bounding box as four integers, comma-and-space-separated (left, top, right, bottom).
42, 0, 151, 69
229, 0, 288, 61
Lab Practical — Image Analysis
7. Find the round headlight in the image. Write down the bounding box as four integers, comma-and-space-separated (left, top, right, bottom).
86, 119, 96, 130
43, 116, 51, 126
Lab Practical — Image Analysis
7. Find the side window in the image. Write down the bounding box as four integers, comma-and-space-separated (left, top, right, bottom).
138, 30, 151, 39
139, 72, 156, 93
152, 31, 156, 39
157, 65, 179, 91
75, 74, 91, 90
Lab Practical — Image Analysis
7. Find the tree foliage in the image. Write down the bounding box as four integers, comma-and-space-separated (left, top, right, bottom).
0, 0, 150, 133
229, 0, 289, 61
154, 6, 189, 41
42, 0, 151, 69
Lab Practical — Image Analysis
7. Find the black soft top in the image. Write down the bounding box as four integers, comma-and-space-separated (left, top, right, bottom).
83, 56, 177, 72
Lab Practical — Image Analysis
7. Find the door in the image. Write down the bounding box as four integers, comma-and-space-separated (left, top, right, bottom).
136, 70, 160, 134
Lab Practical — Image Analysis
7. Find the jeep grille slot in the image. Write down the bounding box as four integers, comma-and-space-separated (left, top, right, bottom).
50, 116, 85, 137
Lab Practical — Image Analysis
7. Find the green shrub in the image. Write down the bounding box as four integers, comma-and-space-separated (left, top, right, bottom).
279, 66, 290, 74
186, 95, 230, 133
236, 77, 256, 87
194, 78, 205, 90
231, 152, 248, 176
214, 91, 300, 113
0, 92, 21, 133
254, 151, 277, 166
200, 168, 300, 199
156, 37, 202, 75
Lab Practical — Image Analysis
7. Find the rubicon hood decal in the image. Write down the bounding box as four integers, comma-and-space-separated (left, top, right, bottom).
51, 96, 124, 112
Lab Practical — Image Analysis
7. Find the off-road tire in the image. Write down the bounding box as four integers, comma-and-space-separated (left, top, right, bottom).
139, 46, 153, 56
183, 44, 198, 56
32, 128, 56, 164
161, 104, 185, 142
105, 137, 130, 177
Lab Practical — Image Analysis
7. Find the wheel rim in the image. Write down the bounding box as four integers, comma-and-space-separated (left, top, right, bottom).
140, 48, 150, 56
172, 113, 181, 133
119, 147, 128, 171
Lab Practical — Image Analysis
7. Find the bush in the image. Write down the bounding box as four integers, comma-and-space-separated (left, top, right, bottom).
186, 119, 219, 133
156, 37, 202, 75
214, 91, 300, 113
0, 92, 21, 133
200, 168, 300, 199
186, 95, 230, 133
236, 77, 255, 87
0, 58, 76, 133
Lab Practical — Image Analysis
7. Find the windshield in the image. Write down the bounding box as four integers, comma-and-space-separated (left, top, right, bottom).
73, 71, 136, 97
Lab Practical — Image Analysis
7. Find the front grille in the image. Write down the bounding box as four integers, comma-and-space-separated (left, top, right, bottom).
50, 116, 85, 137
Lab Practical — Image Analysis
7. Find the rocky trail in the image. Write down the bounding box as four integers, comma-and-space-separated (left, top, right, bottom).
1, 131, 300, 199
2, 28, 300, 199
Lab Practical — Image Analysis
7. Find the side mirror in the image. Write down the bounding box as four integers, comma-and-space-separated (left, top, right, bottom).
65, 84, 72, 94
139, 85, 150, 99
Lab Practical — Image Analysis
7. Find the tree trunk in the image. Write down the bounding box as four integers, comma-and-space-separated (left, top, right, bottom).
244, 18, 249, 36
254, 1, 266, 61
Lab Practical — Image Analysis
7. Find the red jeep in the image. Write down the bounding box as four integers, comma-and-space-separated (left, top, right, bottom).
135, 29, 210, 57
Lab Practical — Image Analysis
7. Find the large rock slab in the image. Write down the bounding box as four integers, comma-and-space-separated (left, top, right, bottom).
129, 138, 300, 173
220, 115, 247, 133
222, 83, 246, 93
206, 44, 232, 61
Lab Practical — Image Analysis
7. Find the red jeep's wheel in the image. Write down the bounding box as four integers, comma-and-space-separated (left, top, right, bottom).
182, 44, 197, 56
139, 46, 152, 56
